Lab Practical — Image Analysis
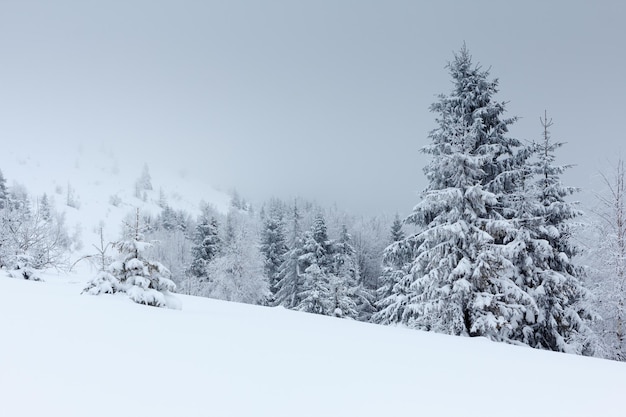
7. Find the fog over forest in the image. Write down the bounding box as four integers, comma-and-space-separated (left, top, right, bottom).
1, 1, 625, 214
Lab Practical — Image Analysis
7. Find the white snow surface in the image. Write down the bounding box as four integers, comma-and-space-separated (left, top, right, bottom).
1, 272, 624, 417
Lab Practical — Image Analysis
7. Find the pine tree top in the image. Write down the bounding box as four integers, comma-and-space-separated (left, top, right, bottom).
390, 214, 405, 242
422, 45, 520, 195
311, 213, 328, 246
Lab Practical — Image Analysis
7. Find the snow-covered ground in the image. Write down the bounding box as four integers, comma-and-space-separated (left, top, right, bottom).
1, 272, 624, 417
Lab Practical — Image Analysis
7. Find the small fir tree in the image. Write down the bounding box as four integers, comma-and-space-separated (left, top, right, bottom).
390, 214, 404, 242
109, 209, 180, 308
83, 227, 118, 295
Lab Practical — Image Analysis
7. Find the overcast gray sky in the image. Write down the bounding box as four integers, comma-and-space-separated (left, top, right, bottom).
1, 1, 624, 215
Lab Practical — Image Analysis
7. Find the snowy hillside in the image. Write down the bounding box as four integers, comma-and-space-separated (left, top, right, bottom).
1, 273, 623, 417
0, 141, 230, 253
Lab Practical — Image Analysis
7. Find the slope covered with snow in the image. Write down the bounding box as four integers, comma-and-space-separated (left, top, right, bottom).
1, 273, 623, 417
0, 141, 230, 253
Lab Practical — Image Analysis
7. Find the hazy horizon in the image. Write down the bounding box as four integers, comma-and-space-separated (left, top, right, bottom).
1, 1, 624, 215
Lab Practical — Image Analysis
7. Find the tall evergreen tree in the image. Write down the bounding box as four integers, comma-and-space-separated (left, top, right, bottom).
378, 46, 533, 342
516, 113, 594, 353
274, 201, 303, 308
260, 200, 288, 300
187, 215, 221, 279
333, 225, 358, 287
302, 213, 332, 270
295, 213, 333, 315
329, 224, 360, 319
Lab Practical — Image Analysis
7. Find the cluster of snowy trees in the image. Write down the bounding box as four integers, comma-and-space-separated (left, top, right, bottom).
82, 175, 389, 317
374, 46, 594, 355
172, 196, 384, 316
0, 170, 72, 280
270, 203, 373, 319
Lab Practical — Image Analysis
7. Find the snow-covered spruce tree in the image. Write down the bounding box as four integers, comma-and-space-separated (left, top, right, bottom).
511, 113, 594, 354
297, 263, 331, 315
83, 227, 119, 295
274, 201, 304, 308
109, 209, 180, 308
372, 215, 415, 325
186, 213, 221, 280
260, 199, 288, 302
295, 213, 333, 315
307, 212, 333, 269
375, 214, 407, 303
333, 225, 358, 284
329, 224, 360, 319
379, 46, 535, 342
390, 213, 404, 242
